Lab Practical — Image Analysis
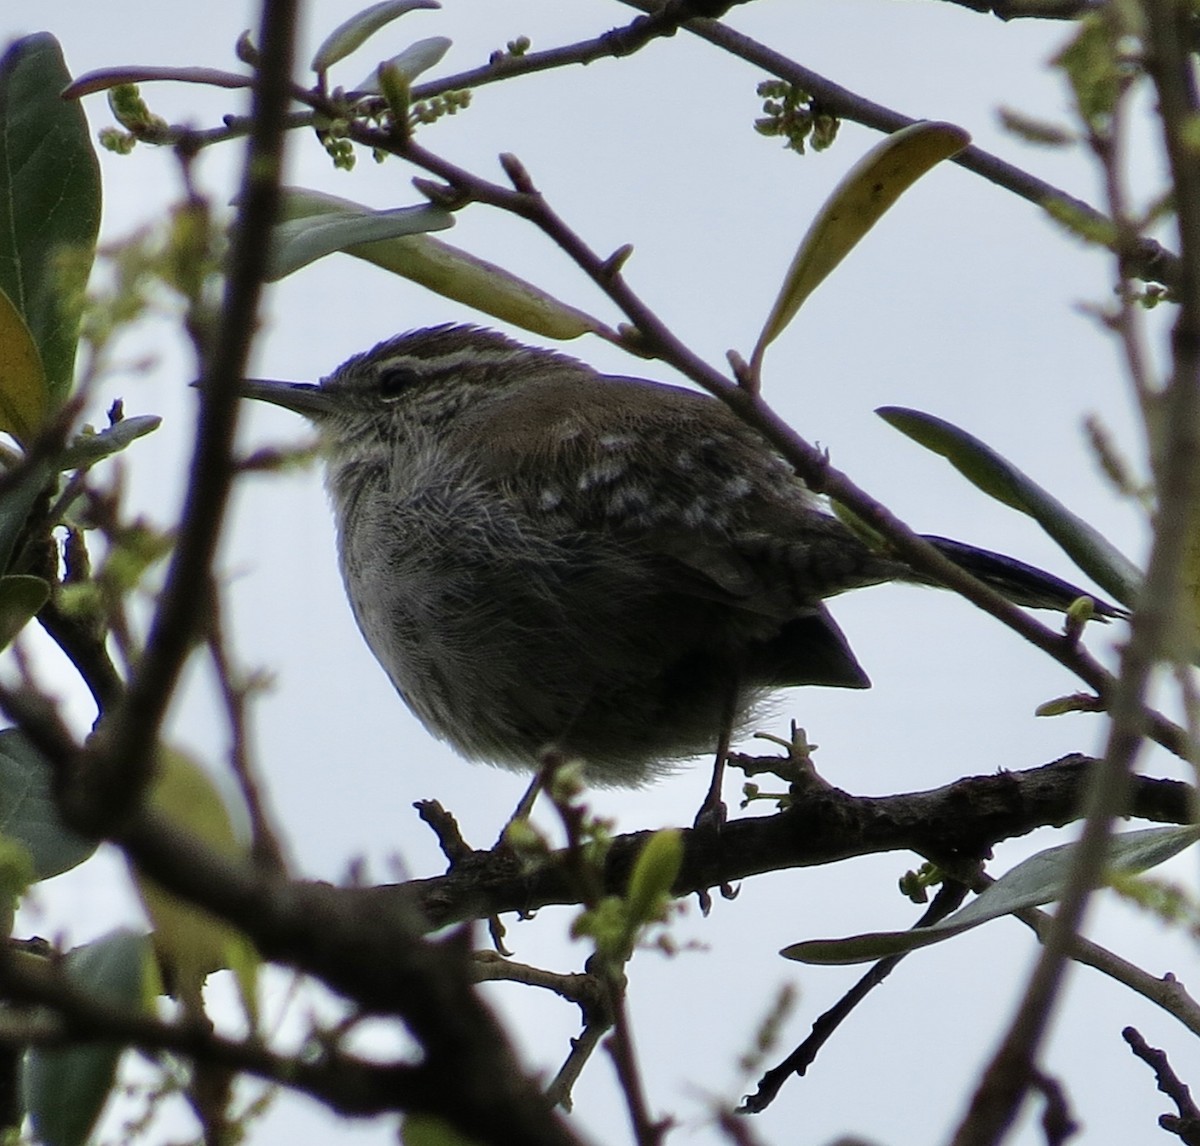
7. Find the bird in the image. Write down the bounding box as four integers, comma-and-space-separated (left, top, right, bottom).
240, 324, 1115, 788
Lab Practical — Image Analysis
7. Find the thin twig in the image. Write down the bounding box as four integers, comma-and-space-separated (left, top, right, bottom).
1124, 1026, 1200, 1145
205, 589, 288, 872
741, 879, 972, 1113
0, 941, 427, 1115
615, 0, 1177, 288
66, 3, 1177, 290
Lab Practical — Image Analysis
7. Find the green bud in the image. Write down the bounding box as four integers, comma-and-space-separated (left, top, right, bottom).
625, 829, 683, 928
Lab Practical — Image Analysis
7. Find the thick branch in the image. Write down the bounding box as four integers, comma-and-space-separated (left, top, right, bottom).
391, 756, 1190, 929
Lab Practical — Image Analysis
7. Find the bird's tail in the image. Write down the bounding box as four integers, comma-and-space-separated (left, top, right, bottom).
920, 535, 1123, 618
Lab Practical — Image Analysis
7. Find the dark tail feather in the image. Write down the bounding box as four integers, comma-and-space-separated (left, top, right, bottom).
921, 535, 1124, 618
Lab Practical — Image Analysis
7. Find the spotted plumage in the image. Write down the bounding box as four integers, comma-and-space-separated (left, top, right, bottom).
241, 325, 1115, 785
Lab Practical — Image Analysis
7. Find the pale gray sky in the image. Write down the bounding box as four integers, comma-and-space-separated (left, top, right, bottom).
4, 3, 1190, 1145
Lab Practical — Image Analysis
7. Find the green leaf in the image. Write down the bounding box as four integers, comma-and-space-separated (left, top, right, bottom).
0, 574, 48, 649
23, 930, 154, 1146
782, 824, 1200, 964
877, 405, 1141, 606
266, 203, 455, 281
752, 121, 970, 371
311, 0, 441, 73
0, 287, 46, 441
0, 728, 96, 880
278, 187, 603, 340
353, 36, 452, 91
0, 34, 101, 420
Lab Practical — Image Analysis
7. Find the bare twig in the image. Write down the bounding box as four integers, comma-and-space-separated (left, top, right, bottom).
1028, 1068, 1080, 1146
1014, 909, 1200, 1037
67, 3, 1177, 290
206, 590, 288, 872
1124, 1026, 1200, 1145
0, 941, 428, 1116
741, 879, 972, 1113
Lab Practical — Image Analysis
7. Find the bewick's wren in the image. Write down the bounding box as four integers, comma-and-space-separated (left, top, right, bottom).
242, 324, 1112, 786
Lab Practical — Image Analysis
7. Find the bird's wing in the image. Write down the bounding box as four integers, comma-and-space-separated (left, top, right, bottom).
453, 371, 894, 612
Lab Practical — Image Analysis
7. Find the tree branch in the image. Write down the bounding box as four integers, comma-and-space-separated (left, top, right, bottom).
616, 0, 1178, 288
75, 0, 299, 834
364, 756, 1191, 929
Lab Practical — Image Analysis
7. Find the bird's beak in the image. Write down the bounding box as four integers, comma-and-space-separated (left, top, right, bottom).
238, 378, 339, 418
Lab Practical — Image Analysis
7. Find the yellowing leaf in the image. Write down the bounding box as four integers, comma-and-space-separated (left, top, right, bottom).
752, 121, 971, 370
0, 287, 47, 442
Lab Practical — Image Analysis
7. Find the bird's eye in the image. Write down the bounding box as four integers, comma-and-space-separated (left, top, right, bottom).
376, 364, 420, 399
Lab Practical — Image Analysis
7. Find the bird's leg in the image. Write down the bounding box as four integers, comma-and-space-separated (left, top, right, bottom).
491, 769, 549, 851
510, 772, 544, 827
694, 677, 738, 831
692, 682, 740, 912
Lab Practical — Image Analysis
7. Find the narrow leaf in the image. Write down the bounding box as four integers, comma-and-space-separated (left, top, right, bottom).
783, 824, 1200, 964
752, 121, 970, 369
354, 36, 452, 91
311, 0, 441, 73
878, 405, 1142, 606
0, 35, 101, 416
267, 203, 454, 281
24, 930, 154, 1146
279, 187, 603, 340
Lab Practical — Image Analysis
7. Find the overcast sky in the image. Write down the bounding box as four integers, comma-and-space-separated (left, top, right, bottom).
3, 3, 1194, 1145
